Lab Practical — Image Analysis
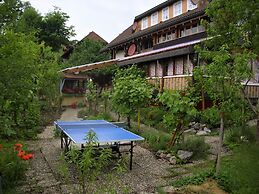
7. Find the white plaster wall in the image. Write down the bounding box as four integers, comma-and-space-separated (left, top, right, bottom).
115, 50, 125, 59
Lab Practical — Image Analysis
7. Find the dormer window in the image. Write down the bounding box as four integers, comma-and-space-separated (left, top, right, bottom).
162, 7, 169, 21
187, 0, 197, 11
151, 12, 158, 26
142, 17, 148, 30
174, 0, 182, 17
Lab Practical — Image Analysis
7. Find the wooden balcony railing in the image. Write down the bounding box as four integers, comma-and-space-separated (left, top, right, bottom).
147, 76, 259, 99
147, 75, 192, 91
243, 83, 259, 98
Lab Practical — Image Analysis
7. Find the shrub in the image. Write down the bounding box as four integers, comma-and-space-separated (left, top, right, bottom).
200, 107, 220, 128
175, 136, 210, 160
225, 125, 256, 148
140, 129, 171, 151
77, 108, 90, 118
86, 112, 112, 121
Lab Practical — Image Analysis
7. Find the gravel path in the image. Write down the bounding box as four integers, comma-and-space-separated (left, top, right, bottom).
17, 108, 172, 194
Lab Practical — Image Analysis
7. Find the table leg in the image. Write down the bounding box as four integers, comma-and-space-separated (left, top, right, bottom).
130, 141, 133, 170
61, 131, 63, 149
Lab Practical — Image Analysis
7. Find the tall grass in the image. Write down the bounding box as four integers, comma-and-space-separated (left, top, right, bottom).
220, 143, 259, 193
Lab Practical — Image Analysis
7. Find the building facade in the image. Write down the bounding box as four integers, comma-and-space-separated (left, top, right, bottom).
62, 0, 259, 102
102, 0, 208, 91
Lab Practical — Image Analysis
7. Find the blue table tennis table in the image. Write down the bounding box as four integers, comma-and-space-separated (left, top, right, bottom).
54, 120, 144, 170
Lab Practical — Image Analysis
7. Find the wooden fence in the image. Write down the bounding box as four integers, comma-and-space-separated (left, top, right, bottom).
147, 75, 192, 91
147, 76, 259, 99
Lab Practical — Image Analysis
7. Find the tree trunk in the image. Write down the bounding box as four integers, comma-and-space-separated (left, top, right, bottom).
127, 116, 131, 128
256, 112, 259, 143
138, 109, 141, 130
168, 129, 178, 148
216, 112, 224, 175
168, 120, 183, 147
117, 113, 120, 122
104, 98, 107, 113
201, 87, 205, 111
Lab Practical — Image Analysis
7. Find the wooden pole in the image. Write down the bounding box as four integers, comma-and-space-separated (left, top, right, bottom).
138, 108, 141, 130
216, 111, 224, 175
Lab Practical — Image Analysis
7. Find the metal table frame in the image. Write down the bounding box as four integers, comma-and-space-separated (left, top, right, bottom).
56, 121, 141, 170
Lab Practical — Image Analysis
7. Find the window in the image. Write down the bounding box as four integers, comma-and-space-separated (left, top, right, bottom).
174, 0, 182, 17
157, 30, 176, 44
141, 17, 148, 30
151, 12, 158, 26
192, 23, 198, 33
162, 7, 169, 21
174, 58, 184, 75
187, 0, 197, 11
149, 63, 156, 77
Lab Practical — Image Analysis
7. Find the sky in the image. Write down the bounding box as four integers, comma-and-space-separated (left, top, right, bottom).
25, 0, 166, 43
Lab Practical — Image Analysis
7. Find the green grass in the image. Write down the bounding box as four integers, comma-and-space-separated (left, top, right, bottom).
219, 143, 259, 193
170, 143, 259, 193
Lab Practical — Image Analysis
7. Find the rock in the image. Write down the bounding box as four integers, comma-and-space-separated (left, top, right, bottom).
169, 156, 177, 165
201, 124, 206, 128
196, 130, 208, 136
193, 123, 200, 130
157, 150, 164, 154
177, 150, 193, 161
189, 122, 196, 127
156, 150, 164, 157
204, 127, 211, 133
166, 153, 172, 159
184, 128, 196, 134
160, 186, 176, 194
160, 153, 167, 159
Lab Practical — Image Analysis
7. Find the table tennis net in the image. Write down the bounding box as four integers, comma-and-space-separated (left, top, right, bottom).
57, 122, 119, 130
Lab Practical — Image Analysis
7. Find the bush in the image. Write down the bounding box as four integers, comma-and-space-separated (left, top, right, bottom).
129, 127, 171, 151
175, 136, 210, 160
134, 107, 167, 131
77, 108, 90, 118
225, 125, 256, 148
200, 107, 220, 128
86, 112, 112, 121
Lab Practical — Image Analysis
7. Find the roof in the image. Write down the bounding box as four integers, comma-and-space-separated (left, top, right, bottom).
61, 59, 118, 74
62, 73, 88, 80
135, 0, 178, 20
118, 38, 204, 65
81, 31, 107, 44
62, 38, 206, 74
103, 8, 206, 51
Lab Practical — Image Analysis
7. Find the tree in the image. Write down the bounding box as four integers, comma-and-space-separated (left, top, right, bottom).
14, 6, 42, 36
0, 31, 41, 138
66, 39, 109, 67
159, 90, 198, 147
194, 0, 258, 174
0, 0, 28, 31
111, 66, 153, 128
39, 7, 75, 51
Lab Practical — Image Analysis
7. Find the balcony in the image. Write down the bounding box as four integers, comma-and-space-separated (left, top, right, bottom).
154, 31, 207, 50
148, 76, 259, 100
